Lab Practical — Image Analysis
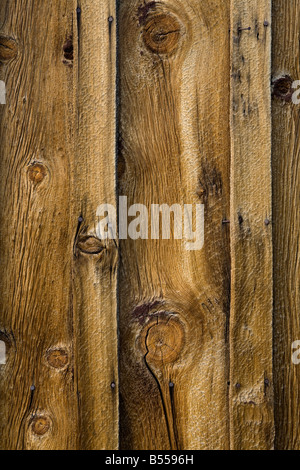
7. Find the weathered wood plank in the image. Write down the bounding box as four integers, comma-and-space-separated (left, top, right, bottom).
0, 0, 119, 451
229, 0, 274, 450
72, 0, 119, 450
118, 0, 231, 450
272, 0, 300, 450
0, 0, 78, 450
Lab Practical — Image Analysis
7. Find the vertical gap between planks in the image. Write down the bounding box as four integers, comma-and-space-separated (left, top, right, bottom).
116, 0, 121, 451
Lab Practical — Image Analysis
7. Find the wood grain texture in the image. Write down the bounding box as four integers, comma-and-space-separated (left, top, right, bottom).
229, 0, 274, 450
0, 0, 118, 450
1, 0, 298, 451
118, 0, 231, 450
0, 0, 78, 450
72, 0, 119, 450
272, 0, 300, 450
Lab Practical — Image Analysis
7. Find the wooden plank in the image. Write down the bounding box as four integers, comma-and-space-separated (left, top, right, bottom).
72, 0, 119, 450
272, 0, 300, 450
0, 0, 119, 450
229, 0, 274, 450
0, 0, 78, 450
118, 0, 231, 450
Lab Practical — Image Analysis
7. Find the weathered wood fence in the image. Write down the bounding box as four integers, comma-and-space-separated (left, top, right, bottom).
0, 0, 299, 450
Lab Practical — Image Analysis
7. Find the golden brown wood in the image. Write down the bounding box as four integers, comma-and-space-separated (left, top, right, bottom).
1, 0, 298, 451
229, 0, 274, 450
118, 0, 231, 450
0, 0, 119, 450
0, 0, 78, 450
72, 0, 119, 450
272, 0, 300, 450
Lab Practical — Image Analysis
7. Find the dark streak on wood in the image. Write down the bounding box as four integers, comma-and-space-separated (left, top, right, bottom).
137, 1, 157, 26
132, 300, 163, 324
76, 5, 81, 57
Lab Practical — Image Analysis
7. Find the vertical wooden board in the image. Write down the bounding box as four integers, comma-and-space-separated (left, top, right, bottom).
229, 0, 274, 450
272, 0, 300, 450
118, 0, 231, 450
0, 1, 78, 449
72, 0, 119, 450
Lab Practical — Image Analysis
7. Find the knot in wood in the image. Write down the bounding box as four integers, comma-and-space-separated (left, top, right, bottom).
141, 314, 184, 365
76, 235, 104, 255
63, 37, 73, 61
31, 416, 51, 436
142, 14, 181, 55
46, 348, 69, 369
28, 163, 46, 184
272, 75, 293, 102
0, 36, 18, 63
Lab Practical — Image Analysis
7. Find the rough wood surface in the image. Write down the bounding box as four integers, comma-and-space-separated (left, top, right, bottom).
1, 0, 299, 452
118, 0, 231, 450
72, 0, 119, 450
229, 0, 274, 450
0, 0, 118, 450
0, 0, 78, 450
272, 0, 300, 450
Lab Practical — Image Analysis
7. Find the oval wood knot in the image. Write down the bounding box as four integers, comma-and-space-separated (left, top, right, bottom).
31, 416, 51, 436
141, 314, 185, 365
63, 37, 73, 62
46, 348, 69, 369
142, 14, 181, 55
76, 235, 105, 255
28, 163, 46, 184
272, 75, 294, 102
0, 35, 18, 63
